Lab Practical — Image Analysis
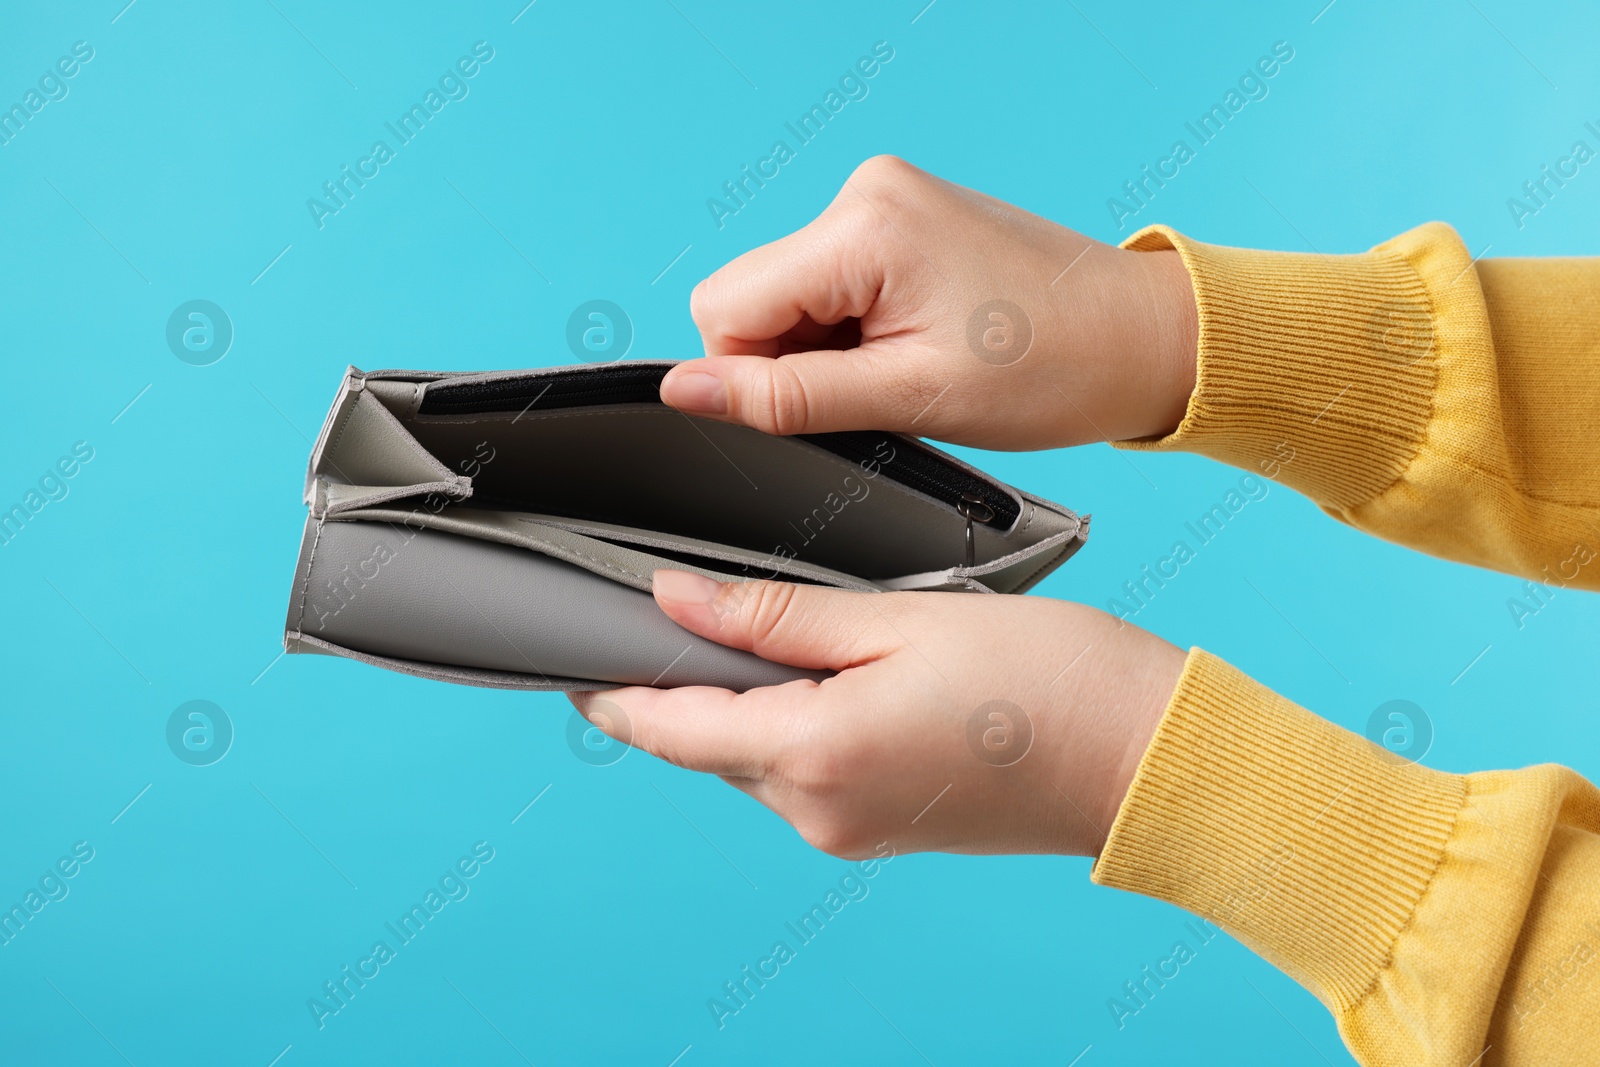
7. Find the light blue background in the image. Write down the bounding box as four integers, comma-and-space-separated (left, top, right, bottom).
1, 1, 1596, 1064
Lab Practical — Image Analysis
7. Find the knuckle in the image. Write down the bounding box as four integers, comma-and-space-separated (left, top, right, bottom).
780, 720, 865, 799
688, 275, 721, 331
624, 719, 675, 765
785, 740, 846, 797
795, 814, 864, 859
646, 739, 689, 770
735, 580, 801, 648
841, 157, 930, 253
747, 360, 811, 435
851, 153, 919, 189
771, 717, 878, 859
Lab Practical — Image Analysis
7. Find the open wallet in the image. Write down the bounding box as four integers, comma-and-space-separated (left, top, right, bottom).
281, 362, 1090, 692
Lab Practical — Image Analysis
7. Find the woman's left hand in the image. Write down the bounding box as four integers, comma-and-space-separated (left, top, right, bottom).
568, 570, 1186, 859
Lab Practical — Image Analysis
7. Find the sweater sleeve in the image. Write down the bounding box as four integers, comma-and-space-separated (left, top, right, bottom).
1117, 222, 1600, 590
1093, 649, 1600, 1066
1094, 227, 1600, 1063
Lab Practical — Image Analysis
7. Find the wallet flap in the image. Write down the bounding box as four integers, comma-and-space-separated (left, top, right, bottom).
289, 518, 825, 690
305, 370, 471, 515
340, 505, 884, 593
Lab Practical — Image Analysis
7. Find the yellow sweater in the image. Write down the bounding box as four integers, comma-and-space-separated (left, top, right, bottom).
1100, 223, 1600, 1065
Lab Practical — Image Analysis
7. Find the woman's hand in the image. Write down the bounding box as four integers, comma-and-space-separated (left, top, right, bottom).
568, 571, 1186, 859
662, 154, 1199, 451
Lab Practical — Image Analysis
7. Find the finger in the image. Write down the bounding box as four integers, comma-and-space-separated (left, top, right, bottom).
718, 774, 772, 805
774, 312, 860, 355
651, 570, 898, 671
687, 211, 885, 358
659, 348, 933, 435
569, 683, 803, 780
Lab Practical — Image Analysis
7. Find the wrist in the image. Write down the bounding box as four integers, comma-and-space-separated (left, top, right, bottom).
1032, 612, 1188, 857
1090, 636, 1187, 855
1064, 246, 1197, 446
1132, 248, 1199, 440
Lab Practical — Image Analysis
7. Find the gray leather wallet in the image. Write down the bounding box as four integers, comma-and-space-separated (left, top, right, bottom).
282, 363, 1089, 691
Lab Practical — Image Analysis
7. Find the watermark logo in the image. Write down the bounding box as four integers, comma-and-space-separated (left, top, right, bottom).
706, 41, 896, 230
1107, 471, 1271, 621
166, 300, 233, 366
0, 841, 95, 949
1, 440, 94, 550
1507, 543, 1595, 630
1107, 840, 1291, 1030
707, 843, 895, 1030
567, 700, 631, 767
1507, 121, 1600, 230
304, 441, 495, 631
1365, 699, 1432, 763
1366, 300, 1432, 366
0, 41, 95, 148
565, 300, 633, 363
166, 700, 233, 767
966, 699, 1033, 767
307, 841, 495, 1029
966, 300, 1032, 367
308, 42, 496, 229
1107, 41, 1295, 229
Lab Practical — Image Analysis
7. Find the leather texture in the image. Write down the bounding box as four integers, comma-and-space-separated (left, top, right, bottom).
288, 520, 825, 689
283, 363, 1090, 692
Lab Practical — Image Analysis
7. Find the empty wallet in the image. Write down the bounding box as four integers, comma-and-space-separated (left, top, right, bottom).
281, 362, 1089, 692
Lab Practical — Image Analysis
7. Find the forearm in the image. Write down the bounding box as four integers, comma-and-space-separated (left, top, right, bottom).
1119, 224, 1600, 590
1093, 649, 1600, 1065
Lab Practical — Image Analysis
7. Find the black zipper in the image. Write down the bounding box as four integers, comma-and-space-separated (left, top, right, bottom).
798, 430, 1017, 529
419, 365, 668, 412
418, 366, 1018, 528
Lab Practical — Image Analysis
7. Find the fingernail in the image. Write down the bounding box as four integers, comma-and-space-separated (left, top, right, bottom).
653, 569, 725, 605
662, 371, 727, 415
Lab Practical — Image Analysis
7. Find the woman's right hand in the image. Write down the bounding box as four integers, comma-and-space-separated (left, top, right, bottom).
662, 155, 1200, 451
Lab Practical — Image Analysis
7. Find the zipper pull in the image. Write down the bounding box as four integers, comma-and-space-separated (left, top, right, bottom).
956, 493, 994, 569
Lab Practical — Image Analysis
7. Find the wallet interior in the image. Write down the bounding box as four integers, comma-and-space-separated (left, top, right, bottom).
313, 363, 1084, 592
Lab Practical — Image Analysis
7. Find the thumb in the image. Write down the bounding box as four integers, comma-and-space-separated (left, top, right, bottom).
652, 570, 897, 671
659, 350, 930, 436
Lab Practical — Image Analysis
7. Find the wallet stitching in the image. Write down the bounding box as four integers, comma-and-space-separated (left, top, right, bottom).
542, 541, 649, 585
1010, 533, 1079, 592
509, 516, 867, 590
294, 631, 596, 690
501, 522, 651, 585
327, 384, 459, 489
350, 507, 657, 587
324, 395, 362, 472
294, 516, 327, 634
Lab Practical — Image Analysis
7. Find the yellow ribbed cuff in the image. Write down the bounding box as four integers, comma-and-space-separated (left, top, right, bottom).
1092, 649, 1466, 1013
1117, 224, 1466, 512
